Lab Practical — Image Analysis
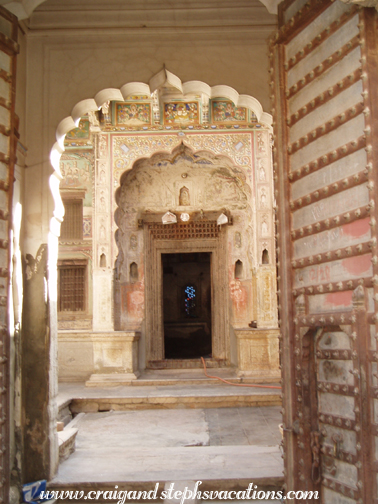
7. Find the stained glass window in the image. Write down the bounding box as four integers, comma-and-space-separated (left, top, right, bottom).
184, 285, 196, 317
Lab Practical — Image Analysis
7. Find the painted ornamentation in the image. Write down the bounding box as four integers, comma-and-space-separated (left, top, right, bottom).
163, 101, 199, 126
211, 100, 248, 125
115, 102, 152, 126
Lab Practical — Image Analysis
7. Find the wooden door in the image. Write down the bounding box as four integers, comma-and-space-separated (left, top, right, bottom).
271, 1, 378, 501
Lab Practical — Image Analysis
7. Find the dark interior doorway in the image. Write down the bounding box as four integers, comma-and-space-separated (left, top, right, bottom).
162, 252, 212, 359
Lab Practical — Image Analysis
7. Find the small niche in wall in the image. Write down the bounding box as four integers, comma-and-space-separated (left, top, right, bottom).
262, 249, 269, 264
130, 262, 139, 283
235, 260, 243, 279
179, 186, 190, 206
100, 253, 106, 268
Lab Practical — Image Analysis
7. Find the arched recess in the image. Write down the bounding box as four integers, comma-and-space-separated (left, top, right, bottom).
114, 142, 254, 367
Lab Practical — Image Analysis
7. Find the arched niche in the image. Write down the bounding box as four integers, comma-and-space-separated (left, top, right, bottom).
114, 143, 255, 366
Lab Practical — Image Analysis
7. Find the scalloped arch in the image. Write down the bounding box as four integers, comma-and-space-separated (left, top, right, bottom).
114, 142, 253, 280
51, 69, 272, 164
115, 140, 240, 207
49, 69, 272, 235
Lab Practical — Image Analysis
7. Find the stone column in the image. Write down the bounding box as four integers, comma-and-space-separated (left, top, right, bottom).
22, 243, 58, 481
254, 129, 278, 328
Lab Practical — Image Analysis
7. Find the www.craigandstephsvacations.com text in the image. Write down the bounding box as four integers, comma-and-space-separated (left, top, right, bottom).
40, 481, 319, 502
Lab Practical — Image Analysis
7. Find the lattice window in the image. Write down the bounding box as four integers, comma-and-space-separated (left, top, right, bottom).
149, 222, 219, 240
60, 199, 83, 240
58, 262, 86, 312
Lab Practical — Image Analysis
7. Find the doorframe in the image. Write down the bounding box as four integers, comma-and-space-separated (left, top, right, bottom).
144, 221, 229, 367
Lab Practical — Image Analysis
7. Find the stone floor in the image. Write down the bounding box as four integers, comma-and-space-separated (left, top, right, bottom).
53, 404, 283, 483
66, 406, 282, 450
52, 381, 284, 503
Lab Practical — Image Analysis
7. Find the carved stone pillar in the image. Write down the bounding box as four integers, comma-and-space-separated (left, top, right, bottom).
22, 244, 58, 481
254, 129, 278, 328
92, 133, 113, 331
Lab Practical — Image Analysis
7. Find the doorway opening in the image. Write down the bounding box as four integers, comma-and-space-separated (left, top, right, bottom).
162, 252, 212, 359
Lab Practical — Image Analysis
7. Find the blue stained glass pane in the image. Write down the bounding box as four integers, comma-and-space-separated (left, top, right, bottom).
184, 285, 196, 316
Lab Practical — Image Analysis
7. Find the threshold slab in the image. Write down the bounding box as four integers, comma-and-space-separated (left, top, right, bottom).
58, 382, 282, 412
52, 445, 283, 486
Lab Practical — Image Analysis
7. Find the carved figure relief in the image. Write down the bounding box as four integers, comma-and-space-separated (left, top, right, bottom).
179, 186, 190, 206
99, 220, 106, 240
99, 189, 107, 213
101, 101, 110, 116
88, 110, 100, 128
260, 188, 267, 208
98, 167, 106, 185
257, 132, 266, 155
261, 216, 268, 236
259, 160, 266, 181
130, 234, 138, 251
234, 231, 242, 249
198, 190, 203, 204
98, 135, 108, 158
262, 275, 272, 320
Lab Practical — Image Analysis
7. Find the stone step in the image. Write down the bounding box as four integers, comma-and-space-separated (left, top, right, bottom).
58, 428, 78, 463
58, 399, 73, 426
58, 384, 280, 413
58, 413, 86, 463
84, 367, 280, 387
70, 393, 281, 413
50, 446, 284, 493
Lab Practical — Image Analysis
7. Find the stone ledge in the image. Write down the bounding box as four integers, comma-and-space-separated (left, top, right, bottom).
85, 372, 141, 387
58, 330, 141, 342
70, 393, 281, 412
235, 328, 280, 338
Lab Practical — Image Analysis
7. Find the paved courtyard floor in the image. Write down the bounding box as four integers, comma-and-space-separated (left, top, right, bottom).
53, 406, 283, 485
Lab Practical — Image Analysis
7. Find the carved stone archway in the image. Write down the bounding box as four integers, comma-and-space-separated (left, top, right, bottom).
114, 143, 255, 368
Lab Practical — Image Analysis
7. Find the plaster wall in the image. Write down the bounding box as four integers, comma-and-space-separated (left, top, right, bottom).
21, 2, 276, 255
